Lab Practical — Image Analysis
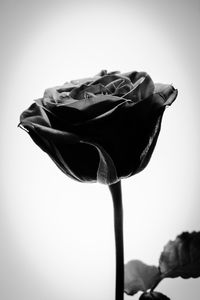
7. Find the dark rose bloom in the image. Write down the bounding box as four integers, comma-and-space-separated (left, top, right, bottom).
19, 70, 178, 184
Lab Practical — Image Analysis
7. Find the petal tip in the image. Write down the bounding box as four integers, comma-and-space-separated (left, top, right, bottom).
165, 87, 178, 106
18, 122, 33, 132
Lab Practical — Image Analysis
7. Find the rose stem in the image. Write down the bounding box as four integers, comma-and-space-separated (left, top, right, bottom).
109, 181, 124, 300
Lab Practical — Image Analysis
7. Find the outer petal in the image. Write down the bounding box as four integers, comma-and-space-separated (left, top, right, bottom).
20, 102, 51, 127
82, 141, 119, 184
41, 94, 126, 127
72, 86, 177, 179
154, 83, 178, 105
25, 127, 84, 182
20, 103, 99, 182
21, 123, 80, 144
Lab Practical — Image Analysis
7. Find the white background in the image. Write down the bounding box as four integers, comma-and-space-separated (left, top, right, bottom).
1, 0, 200, 299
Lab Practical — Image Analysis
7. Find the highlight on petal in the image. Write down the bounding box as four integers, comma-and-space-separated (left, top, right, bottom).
45, 93, 125, 125
43, 87, 61, 102
81, 141, 118, 185
21, 122, 80, 144
106, 78, 129, 94
154, 84, 178, 106
69, 83, 107, 100
123, 71, 155, 101
90, 73, 124, 87
137, 114, 163, 174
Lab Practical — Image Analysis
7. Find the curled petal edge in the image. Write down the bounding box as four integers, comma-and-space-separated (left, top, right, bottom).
19, 122, 80, 144
154, 84, 178, 106
19, 122, 83, 182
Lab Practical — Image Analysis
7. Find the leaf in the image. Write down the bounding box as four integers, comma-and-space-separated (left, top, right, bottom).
124, 260, 161, 296
159, 231, 200, 279
139, 291, 170, 300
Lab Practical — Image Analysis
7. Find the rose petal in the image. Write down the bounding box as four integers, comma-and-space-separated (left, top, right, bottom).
43, 94, 125, 126
124, 72, 155, 101
24, 123, 80, 144
90, 74, 124, 86
21, 121, 99, 182
82, 141, 118, 185
154, 84, 178, 106
69, 83, 107, 100
73, 92, 173, 179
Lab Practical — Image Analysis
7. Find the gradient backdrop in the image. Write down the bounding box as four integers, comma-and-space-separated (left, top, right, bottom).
1, 0, 200, 299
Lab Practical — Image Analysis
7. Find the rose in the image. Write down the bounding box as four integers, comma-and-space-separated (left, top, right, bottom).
19, 70, 178, 185
19, 70, 178, 300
